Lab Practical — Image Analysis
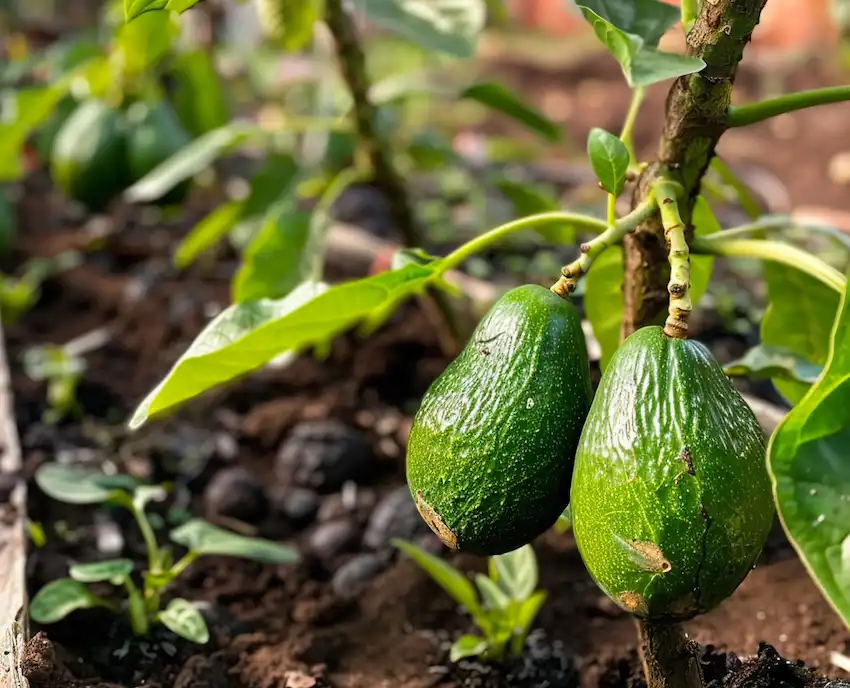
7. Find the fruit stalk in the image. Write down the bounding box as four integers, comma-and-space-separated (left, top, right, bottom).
551, 197, 658, 297
638, 619, 704, 688
623, 0, 769, 338
655, 181, 691, 339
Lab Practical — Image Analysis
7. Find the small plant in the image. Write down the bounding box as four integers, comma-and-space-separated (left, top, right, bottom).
30, 463, 299, 644
23, 345, 86, 424
393, 539, 547, 663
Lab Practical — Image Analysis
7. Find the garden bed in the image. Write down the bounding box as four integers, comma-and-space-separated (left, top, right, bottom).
6, 50, 850, 688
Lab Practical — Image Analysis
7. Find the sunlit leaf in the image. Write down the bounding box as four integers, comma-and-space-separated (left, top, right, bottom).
125, 0, 200, 21
575, 0, 679, 46
461, 82, 561, 142
475, 574, 511, 610
725, 345, 823, 386
157, 598, 209, 643
584, 245, 624, 371
69, 558, 134, 585
35, 464, 137, 505
489, 544, 537, 601
170, 519, 299, 564
115, 8, 180, 76
450, 634, 488, 662
173, 201, 244, 269
494, 178, 572, 244
167, 49, 231, 137
587, 127, 629, 195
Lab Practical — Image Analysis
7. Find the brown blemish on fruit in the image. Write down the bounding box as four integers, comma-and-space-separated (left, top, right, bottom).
623, 539, 672, 574
618, 591, 648, 615
415, 491, 458, 549
678, 447, 695, 475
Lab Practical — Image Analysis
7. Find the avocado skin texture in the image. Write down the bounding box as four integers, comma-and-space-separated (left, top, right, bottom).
570, 326, 774, 622
50, 100, 131, 214
406, 284, 593, 556
127, 101, 193, 206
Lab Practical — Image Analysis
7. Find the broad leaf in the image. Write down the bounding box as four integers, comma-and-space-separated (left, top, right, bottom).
762, 263, 841, 406
355, 0, 486, 58
509, 590, 548, 654
69, 559, 134, 585
489, 544, 537, 601
124, 122, 262, 203
576, 2, 704, 87
709, 157, 762, 220
170, 519, 300, 564
725, 345, 823, 386
35, 464, 137, 505
0, 85, 69, 181
174, 201, 244, 269
475, 574, 511, 610
125, 0, 200, 21
392, 538, 483, 617
689, 195, 720, 307
167, 49, 231, 137
584, 245, 624, 370
29, 578, 108, 624
157, 598, 209, 643
450, 635, 488, 662
278, 0, 322, 51
461, 82, 561, 142
494, 178, 572, 243
587, 128, 629, 195
575, 0, 680, 46
129, 265, 439, 427
115, 8, 179, 76
767, 271, 850, 627
233, 207, 312, 303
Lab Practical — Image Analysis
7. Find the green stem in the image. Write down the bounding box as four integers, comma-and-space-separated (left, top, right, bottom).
124, 578, 150, 636
728, 86, 850, 127
621, 87, 646, 164
691, 237, 847, 293
680, 0, 699, 34
607, 193, 617, 225
554, 197, 659, 294
436, 212, 608, 277
709, 158, 762, 220
310, 167, 365, 280
655, 180, 691, 339
130, 505, 160, 575
168, 551, 199, 580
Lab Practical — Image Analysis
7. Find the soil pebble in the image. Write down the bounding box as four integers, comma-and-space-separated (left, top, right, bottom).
202, 466, 269, 524
316, 485, 377, 522
331, 552, 393, 600
276, 420, 372, 492
363, 485, 430, 550
308, 520, 362, 559
275, 486, 321, 527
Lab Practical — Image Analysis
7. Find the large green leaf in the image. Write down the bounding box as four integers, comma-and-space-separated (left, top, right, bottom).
279, 0, 323, 51
129, 264, 439, 428
123, 122, 263, 203
689, 195, 720, 304
767, 270, 850, 627
575, 0, 680, 45
170, 519, 299, 564
167, 49, 231, 137
493, 178, 573, 244
115, 8, 179, 76
355, 0, 486, 58
584, 245, 623, 371
762, 263, 841, 406
489, 544, 537, 601
125, 0, 200, 21
725, 345, 823, 386
232, 207, 312, 302
0, 85, 69, 181
576, 2, 704, 87
460, 82, 561, 142
587, 127, 629, 195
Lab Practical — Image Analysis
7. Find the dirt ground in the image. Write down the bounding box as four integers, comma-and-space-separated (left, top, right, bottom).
6, 47, 850, 688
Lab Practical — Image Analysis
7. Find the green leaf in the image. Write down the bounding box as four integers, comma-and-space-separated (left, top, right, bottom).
115, 8, 180, 77
125, 0, 200, 21
355, 0, 486, 58
575, 0, 680, 46
461, 82, 561, 142
709, 157, 762, 221
157, 598, 209, 643
174, 201, 244, 269
0, 85, 69, 181
767, 272, 850, 628
129, 264, 438, 428
762, 263, 841, 406
475, 574, 511, 610
69, 559, 134, 585
392, 538, 482, 617
489, 544, 537, 601
587, 128, 629, 195
494, 178, 572, 244
450, 635, 489, 662
233, 206, 312, 303
584, 245, 624, 371
725, 345, 823, 386
554, 504, 572, 534
167, 49, 231, 138
29, 578, 108, 624
279, 0, 323, 51
124, 122, 262, 203
689, 195, 720, 309
509, 589, 548, 655
170, 519, 300, 564
133, 485, 169, 512
35, 464, 137, 505
576, 2, 704, 87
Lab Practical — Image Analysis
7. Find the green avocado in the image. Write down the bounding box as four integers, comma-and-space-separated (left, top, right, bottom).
406, 284, 593, 556
126, 100, 193, 206
34, 97, 79, 163
570, 326, 774, 622
50, 99, 131, 214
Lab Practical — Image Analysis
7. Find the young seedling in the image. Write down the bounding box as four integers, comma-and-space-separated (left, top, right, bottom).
392, 539, 547, 663
22, 345, 86, 424
29, 463, 299, 644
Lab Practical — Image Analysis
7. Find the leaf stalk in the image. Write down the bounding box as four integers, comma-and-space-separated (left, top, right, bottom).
727, 86, 850, 128
655, 180, 691, 339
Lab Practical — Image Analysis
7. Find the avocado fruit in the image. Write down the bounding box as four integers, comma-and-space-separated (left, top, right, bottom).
406, 284, 593, 556
570, 326, 774, 622
126, 100, 193, 206
50, 99, 131, 213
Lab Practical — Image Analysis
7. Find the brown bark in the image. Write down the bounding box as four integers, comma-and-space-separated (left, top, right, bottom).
622, 0, 770, 338
638, 619, 704, 688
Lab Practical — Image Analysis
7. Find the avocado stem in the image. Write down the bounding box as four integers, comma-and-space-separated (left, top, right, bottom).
552, 196, 659, 296
637, 619, 704, 688
654, 180, 691, 339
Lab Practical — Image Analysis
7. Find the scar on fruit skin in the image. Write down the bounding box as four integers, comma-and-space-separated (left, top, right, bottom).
621, 538, 672, 574
415, 491, 458, 549
618, 591, 648, 615
678, 447, 695, 475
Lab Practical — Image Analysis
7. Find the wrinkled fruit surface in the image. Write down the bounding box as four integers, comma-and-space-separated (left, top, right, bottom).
407, 284, 593, 556
570, 326, 774, 621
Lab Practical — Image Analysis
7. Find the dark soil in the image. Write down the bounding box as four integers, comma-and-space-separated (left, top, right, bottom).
5, 45, 850, 688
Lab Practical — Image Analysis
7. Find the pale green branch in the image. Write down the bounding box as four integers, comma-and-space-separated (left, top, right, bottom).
728, 86, 850, 127
655, 180, 691, 338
